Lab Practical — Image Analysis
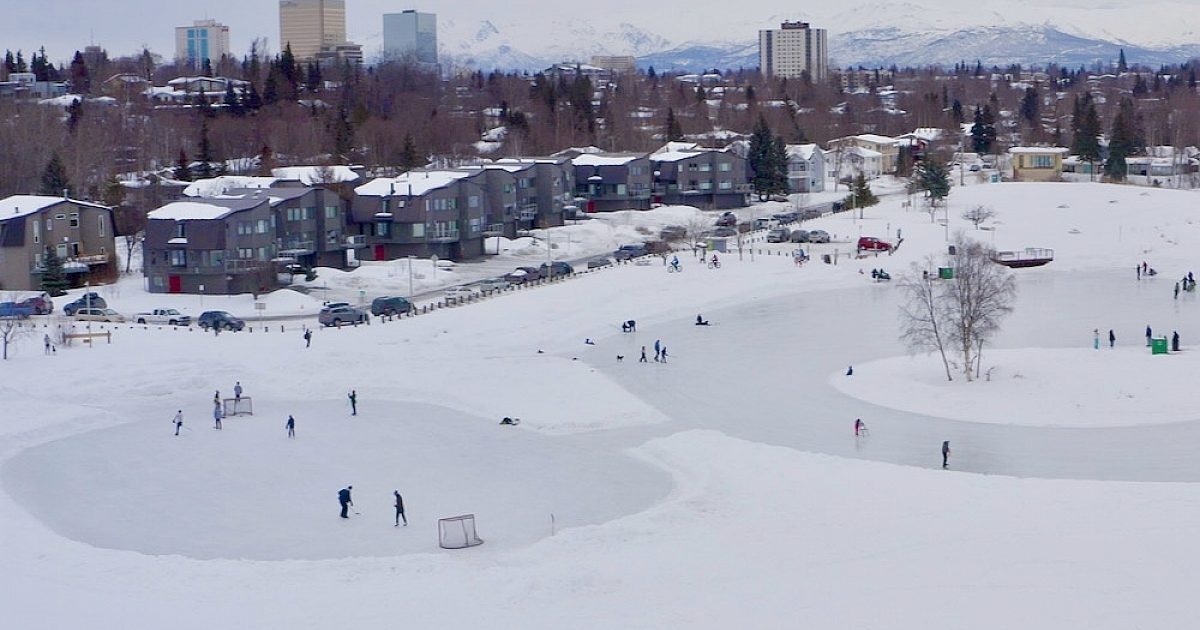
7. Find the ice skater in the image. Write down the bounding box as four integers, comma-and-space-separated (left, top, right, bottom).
660, 346, 668, 363
172, 410, 183, 436
1137, 265, 1141, 280
43, 334, 51, 355
1175, 282, 1180, 299
286, 415, 295, 438
348, 390, 357, 416
394, 490, 407, 526
212, 403, 222, 430
1173, 331, 1181, 352
854, 418, 865, 436
304, 328, 312, 348
640, 346, 648, 363
234, 381, 243, 401
846, 365, 853, 376
338, 486, 353, 518
1146, 325, 1153, 346
941, 441, 951, 469
654, 339, 662, 362
1109, 329, 1116, 348
1093, 329, 1100, 350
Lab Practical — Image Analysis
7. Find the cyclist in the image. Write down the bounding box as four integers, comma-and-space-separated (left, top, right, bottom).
670, 255, 681, 272
709, 254, 720, 268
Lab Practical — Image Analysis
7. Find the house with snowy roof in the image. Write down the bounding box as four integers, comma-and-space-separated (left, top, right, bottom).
647, 142, 749, 209
827, 134, 902, 174
352, 169, 490, 261
559, 151, 653, 212
785, 144, 826, 193
1009, 147, 1069, 182
0, 194, 116, 291
144, 196, 278, 294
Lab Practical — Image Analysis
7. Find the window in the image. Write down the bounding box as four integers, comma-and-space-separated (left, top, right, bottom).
56, 244, 68, 258
69, 213, 80, 228
1031, 155, 1054, 169
469, 218, 482, 233
238, 248, 254, 259
718, 162, 732, 172
152, 276, 164, 289
237, 221, 253, 235
71, 242, 81, 257
256, 220, 269, 234
698, 163, 713, 172
412, 223, 424, 238
326, 230, 340, 245
325, 206, 339, 219
468, 195, 480, 208
32, 220, 39, 244
98, 215, 106, 237
719, 181, 732, 190
169, 250, 187, 267
376, 221, 391, 238
700, 181, 713, 191
210, 251, 224, 267
257, 247, 269, 260
175, 223, 186, 238
616, 184, 627, 196
46, 218, 51, 232
304, 207, 316, 220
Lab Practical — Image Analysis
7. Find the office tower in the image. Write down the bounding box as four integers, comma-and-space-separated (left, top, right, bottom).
758, 21, 827, 81
175, 19, 231, 69
382, 10, 438, 65
279, 0, 347, 61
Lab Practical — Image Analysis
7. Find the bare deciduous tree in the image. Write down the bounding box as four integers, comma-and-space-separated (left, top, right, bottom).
898, 237, 1017, 382
0, 293, 30, 360
961, 204, 996, 229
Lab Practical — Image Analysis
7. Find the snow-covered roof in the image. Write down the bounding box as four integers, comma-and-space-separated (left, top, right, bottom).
786, 144, 820, 161
652, 142, 700, 156
271, 166, 360, 186
571, 153, 646, 167
184, 176, 279, 198
355, 170, 473, 197
847, 147, 883, 158
854, 134, 901, 146
0, 195, 107, 220
148, 199, 263, 221
552, 146, 605, 157
1009, 147, 1069, 155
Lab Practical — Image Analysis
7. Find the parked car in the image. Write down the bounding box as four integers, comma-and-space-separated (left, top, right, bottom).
753, 217, 774, 230
539, 261, 574, 277
318, 305, 368, 327
808, 230, 831, 243
443, 286, 479, 300
711, 227, 737, 238
134, 308, 191, 326
587, 257, 613, 269
857, 236, 893, 252
17, 293, 53, 315
62, 293, 107, 316
370, 296, 413, 316
73, 308, 125, 323
772, 212, 798, 224
714, 212, 738, 227
790, 229, 810, 243
800, 208, 823, 220
659, 225, 687, 241
320, 302, 351, 312
766, 228, 791, 243
830, 201, 846, 212
0, 302, 35, 319
476, 278, 511, 293
613, 244, 649, 261
505, 266, 542, 284
197, 311, 245, 331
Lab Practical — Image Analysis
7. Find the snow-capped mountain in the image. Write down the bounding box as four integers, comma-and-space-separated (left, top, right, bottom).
416, 0, 1200, 72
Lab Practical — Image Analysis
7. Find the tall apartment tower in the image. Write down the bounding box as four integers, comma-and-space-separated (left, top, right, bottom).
758, 21, 827, 81
382, 10, 438, 65
279, 0, 347, 61
175, 19, 231, 70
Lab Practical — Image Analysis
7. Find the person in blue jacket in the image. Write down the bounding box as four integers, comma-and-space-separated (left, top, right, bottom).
338, 486, 353, 518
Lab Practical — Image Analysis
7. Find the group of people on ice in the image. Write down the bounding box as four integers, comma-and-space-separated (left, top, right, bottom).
337, 486, 407, 526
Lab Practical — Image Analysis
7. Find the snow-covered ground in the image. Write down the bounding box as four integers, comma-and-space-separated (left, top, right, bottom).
6, 181, 1200, 627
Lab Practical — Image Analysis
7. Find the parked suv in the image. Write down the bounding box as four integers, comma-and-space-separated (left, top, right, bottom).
539, 261, 574, 277
63, 293, 107, 316
370, 296, 413, 316
808, 230, 831, 243
17, 293, 53, 315
505, 266, 542, 284
790, 229, 810, 243
714, 212, 738, 227
857, 236, 893, 252
319, 305, 368, 327
198, 311, 245, 331
800, 208, 823, 220
613, 244, 649, 261
766, 228, 791, 243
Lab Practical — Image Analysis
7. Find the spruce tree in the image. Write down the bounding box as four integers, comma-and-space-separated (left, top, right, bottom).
174, 148, 192, 181
68, 50, 89, 93
748, 115, 775, 199
951, 99, 964, 126
767, 136, 789, 195
844, 173, 878, 209
1118, 49, 1128, 73
970, 105, 996, 154
1073, 94, 1102, 169
40, 248, 69, 296
39, 153, 70, 196
196, 119, 215, 179
1019, 86, 1039, 126
665, 107, 683, 142
915, 160, 951, 208
398, 134, 421, 172
224, 82, 244, 116
1105, 98, 1139, 181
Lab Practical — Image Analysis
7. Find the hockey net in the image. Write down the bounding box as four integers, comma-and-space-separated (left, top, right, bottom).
221, 397, 254, 417
438, 514, 484, 549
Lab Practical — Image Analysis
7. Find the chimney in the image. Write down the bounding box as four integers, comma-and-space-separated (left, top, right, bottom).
62, 188, 69, 199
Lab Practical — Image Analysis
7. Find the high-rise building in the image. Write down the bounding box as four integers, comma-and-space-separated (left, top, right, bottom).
382, 10, 438, 65
175, 19, 231, 70
279, 0, 347, 61
758, 21, 827, 82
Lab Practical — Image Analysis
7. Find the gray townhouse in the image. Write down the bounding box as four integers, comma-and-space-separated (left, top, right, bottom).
648, 143, 750, 210
352, 169, 489, 262
494, 157, 575, 227
144, 196, 279, 294
0, 195, 116, 292
560, 151, 653, 213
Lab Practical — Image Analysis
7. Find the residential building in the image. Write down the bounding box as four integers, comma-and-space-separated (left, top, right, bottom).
1009, 147, 1068, 182
830, 146, 884, 181
785, 144, 826, 193
564, 152, 653, 212
590, 55, 637, 74
759, 21, 827, 82
827, 134, 902, 176
144, 197, 278, 294
279, 0, 347, 61
175, 19, 231, 70
352, 170, 489, 262
493, 157, 575, 227
0, 195, 116, 292
648, 142, 749, 209
383, 10, 438, 66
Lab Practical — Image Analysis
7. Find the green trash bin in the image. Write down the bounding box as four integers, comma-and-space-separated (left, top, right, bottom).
938, 267, 954, 280
1151, 337, 1169, 355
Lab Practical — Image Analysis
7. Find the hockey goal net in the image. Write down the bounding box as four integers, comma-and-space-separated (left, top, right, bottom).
221, 397, 254, 417
439, 514, 484, 549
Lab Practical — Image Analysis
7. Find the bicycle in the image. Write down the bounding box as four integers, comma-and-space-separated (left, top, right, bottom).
668, 263, 682, 273
707, 260, 721, 269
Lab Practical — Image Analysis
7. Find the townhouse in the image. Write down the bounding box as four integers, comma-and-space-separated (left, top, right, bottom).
0, 195, 116, 291
648, 142, 749, 209
144, 196, 278, 294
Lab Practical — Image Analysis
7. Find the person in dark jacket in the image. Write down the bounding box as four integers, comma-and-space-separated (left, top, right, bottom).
286, 415, 295, 438
212, 403, 222, 430
942, 441, 951, 469
339, 486, 353, 518
846, 365, 854, 376
1109, 329, 1116, 348
394, 490, 407, 526
639, 346, 648, 363
348, 390, 357, 416
654, 339, 662, 362
304, 328, 312, 348
1173, 331, 1181, 352
1146, 325, 1153, 346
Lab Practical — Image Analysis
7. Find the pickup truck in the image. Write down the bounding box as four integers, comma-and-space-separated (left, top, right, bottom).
0, 302, 35, 319
134, 308, 192, 326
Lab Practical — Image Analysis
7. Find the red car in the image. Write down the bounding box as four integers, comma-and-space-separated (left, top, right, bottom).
857, 237, 892, 252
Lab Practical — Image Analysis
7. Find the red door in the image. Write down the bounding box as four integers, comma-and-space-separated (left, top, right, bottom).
168, 275, 182, 293
374, 245, 386, 261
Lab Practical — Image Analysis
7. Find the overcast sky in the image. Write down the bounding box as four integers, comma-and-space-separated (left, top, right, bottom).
0, 0, 1190, 64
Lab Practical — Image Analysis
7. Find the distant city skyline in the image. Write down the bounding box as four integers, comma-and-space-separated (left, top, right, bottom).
0, 0, 1196, 66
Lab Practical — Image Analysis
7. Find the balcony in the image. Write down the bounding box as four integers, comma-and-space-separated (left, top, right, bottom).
342, 235, 367, 249
427, 229, 460, 243
277, 240, 316, 257
481, 223, 506, 237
